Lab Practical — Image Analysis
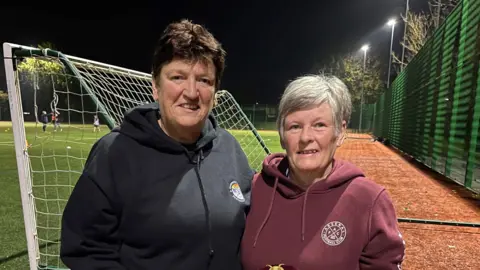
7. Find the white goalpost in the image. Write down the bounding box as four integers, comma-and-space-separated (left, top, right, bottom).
3, 42, 271, 270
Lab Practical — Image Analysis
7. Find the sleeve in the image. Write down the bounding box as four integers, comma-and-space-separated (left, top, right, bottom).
243, 168, 256, 216
230, 131, 256, 216
246, 171, 264, 217
360, 190, 405, 270
60, 139, 126, 269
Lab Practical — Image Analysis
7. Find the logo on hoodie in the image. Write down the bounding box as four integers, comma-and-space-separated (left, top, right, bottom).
321, 221, 347, 246
229, 181, 245, 202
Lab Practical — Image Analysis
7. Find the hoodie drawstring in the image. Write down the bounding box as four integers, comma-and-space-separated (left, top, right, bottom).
301, 185, 314, 241
192, 149, 215, 261
253, 176, 315, 246
253, 177, 279, 247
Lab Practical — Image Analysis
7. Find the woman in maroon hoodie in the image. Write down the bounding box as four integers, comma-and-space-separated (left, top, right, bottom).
241, 74, 405, 270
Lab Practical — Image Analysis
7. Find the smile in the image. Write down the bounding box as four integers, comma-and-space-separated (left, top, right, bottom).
297, 149, 318, 154
179, 104, 200, 111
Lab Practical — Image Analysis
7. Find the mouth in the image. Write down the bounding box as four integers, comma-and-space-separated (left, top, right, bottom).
297, 149, 318, 155
179, 103, 200, 111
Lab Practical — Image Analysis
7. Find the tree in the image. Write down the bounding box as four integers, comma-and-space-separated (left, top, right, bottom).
0, 90, 7, 101
429, 0, 460, 28
0, 90, 8, 108
37, 41, 57, 50
316, 53, 384, 105
17, 41, 64, 86
15, 42, 67, 118
393, 0, 460, 68
392, 11, 434, 66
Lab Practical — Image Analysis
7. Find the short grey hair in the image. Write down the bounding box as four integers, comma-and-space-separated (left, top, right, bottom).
276, 74, 352, 140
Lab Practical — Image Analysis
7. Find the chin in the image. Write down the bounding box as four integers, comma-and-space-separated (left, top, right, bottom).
294, 161, 321, 172
176, 116, 206, 128
297, 165, 320, 172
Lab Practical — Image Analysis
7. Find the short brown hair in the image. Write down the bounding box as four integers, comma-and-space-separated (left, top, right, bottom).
152, 19, 226, 89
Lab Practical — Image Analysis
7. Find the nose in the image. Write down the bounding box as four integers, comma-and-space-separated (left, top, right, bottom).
183, 77, 199, 100
299, 126, 314, 144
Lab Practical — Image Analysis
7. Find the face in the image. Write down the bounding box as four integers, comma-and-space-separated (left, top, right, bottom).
152, 58, 216, 133
282, 103, 346, 176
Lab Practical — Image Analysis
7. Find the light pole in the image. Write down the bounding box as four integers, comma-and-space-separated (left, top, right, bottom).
252, 102, 258, 125
401, 0, 409, 71
387, 19, 396, 89
359, 44, 369, 132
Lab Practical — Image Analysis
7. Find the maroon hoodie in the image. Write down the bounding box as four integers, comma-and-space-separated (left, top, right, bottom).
241, 153, 405, 270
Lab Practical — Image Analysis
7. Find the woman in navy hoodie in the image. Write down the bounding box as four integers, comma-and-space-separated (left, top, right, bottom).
60, 19, 253, 270
241, 74, 405, 270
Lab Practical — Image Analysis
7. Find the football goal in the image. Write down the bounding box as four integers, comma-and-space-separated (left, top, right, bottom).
3, 42, 270, 270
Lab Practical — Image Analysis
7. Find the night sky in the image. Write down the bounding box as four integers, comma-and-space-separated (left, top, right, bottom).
1, 0, 429, 105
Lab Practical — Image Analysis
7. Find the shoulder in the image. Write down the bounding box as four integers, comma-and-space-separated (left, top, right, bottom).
210, 128, 254, 171
253, 153, 287, 186
91, 131, 124, 152
213, 128, 248, 155
80, 133, 122, 183
337, 159, 387, 205
251, 164, 273, 192
215, 128, 238, 144
349, 176, 385, 198
252, 172, 266, 189
85, 131, 132, 166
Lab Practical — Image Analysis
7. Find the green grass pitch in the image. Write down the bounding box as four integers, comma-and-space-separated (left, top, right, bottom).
0, 121, 283, 269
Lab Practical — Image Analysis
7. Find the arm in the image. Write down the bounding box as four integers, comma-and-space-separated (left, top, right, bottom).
243, 168, 256, 216
60, 140, 126, 269
227, 130, 256, 216
360, 190, 405, 270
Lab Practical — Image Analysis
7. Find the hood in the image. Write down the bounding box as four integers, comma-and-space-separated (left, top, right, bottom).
261, 153, 364, 198
113, 102, 218, 154
252, 153, 365, 244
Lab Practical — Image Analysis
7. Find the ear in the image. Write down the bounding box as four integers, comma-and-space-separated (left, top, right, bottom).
279, 130, 288, 150
152, 79, 159, 101
207, 91, 216, 112
212, 92, 219, 108
336, 120, 347, 147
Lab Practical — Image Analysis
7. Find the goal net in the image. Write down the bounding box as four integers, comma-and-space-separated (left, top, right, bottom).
3, 42, 271, 270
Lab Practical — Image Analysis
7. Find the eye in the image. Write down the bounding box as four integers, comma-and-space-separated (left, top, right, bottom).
288, 124, 300, 130
168, 74, 185, 83
171, 75, 184, 81
313, 122, 325, 128
198, 77, 213, 86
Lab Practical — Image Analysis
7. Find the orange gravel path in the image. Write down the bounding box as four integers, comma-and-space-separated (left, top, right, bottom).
335, 135, 480, 270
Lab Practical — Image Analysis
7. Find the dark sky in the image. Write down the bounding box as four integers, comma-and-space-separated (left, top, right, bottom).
1, 0, 428, 104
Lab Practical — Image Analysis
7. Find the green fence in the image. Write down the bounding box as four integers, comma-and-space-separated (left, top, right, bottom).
349, 103, 376, 133
243, 102, 379, 133
241, 104, 278, 130
372, 0, 480, 193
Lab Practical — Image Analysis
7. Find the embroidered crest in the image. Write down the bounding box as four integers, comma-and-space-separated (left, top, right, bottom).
229, 181, 245, 202
321, 221, 347, 246
267, 264, 285, 270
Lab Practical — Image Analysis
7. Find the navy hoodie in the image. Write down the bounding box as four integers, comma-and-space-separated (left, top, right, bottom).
60, 103, 254, 270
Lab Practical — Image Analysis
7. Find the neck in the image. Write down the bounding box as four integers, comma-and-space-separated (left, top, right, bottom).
158, 119, 201, 145
290, 161, 333, 188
